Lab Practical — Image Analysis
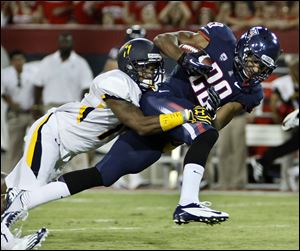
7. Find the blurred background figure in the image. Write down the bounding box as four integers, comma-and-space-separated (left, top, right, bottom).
158, 1, 192, 28
0, 1, 43, 24
250, 56, 299, 191
190, 1, 218, 26
1, 45, 9, 175
124, 1, 165, 27
216, 111, 248, 190
33, 32, 94, 173
33, 32, 93, 115
138, 3, 160, 27
1, 50, 38, 175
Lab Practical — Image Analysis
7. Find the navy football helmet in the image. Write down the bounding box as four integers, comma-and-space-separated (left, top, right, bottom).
234, 26, 281, 83
118, 38, 164, 92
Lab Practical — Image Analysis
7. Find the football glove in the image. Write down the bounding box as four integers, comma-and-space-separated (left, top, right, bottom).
282, 109, 299, 131
205, 87, 221, 118
178, 52, 212, 77
185, 106, 212, 125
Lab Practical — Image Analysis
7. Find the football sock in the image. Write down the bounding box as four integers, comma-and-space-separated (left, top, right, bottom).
7, 181, 70, 211
179, 163, 204, 206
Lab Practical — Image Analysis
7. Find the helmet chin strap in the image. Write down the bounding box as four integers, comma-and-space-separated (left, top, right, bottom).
140, 79, 158, 92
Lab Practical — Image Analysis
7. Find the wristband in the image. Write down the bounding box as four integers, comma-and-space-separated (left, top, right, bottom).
159, 111, 185, 131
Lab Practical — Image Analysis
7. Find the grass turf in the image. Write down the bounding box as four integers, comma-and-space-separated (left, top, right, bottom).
17, 189, 299, 250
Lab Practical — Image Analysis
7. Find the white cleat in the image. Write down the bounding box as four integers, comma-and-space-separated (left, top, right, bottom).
173, 201, 229, 225
12, 227, 49, 250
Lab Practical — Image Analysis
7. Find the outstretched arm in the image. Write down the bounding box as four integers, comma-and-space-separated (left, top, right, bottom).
105, 98, 212, 136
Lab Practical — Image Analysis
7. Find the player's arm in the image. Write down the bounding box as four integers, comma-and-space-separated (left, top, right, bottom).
213, 102, 243, 131
153, 31, 209, 61
105, 98, 212, 136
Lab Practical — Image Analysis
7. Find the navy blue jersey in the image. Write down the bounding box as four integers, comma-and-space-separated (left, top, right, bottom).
163, 22, 263, 113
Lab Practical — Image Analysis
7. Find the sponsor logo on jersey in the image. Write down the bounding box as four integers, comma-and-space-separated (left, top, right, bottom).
220, 53, 228, 61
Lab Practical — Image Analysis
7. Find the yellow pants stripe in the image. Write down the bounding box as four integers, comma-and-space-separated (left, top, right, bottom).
26, 113, 52, 168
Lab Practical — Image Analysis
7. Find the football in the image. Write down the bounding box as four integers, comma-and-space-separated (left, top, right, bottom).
179, 44, 213, 66
179, 43, 199, 53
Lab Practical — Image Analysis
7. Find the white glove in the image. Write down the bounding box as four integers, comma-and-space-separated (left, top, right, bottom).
282, 109, 299, 131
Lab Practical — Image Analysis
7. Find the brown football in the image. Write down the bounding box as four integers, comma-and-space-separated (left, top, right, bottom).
179, 44, 213, 65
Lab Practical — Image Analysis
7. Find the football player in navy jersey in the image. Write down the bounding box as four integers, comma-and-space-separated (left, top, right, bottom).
92, 23, 281, 225
2, 23, 281, 231
135, 23, 281, 224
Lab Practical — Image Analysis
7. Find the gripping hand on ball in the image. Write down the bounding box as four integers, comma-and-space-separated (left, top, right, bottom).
177, 52, 212, 77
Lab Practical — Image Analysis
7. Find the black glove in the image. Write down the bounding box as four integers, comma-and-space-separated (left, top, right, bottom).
178, 52, 212, 77
205, 87, 221, 118
186, 106, 212, 125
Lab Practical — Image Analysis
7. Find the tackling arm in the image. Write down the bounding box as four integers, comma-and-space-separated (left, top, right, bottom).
153, 31, 209, 61
105, 98, 212, 136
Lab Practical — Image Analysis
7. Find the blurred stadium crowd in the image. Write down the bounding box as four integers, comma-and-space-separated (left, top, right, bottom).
1, 1, 299, 192
1, 1, 299, 30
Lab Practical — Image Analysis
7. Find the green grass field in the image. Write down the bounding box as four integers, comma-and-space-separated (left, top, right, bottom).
17, 189, 299, 250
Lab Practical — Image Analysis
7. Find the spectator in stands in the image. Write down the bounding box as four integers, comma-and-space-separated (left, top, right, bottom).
158, 1, 192, 28
196, 7, 214, 26
139, 3, 160, 27
189, 1, 218, 25
1, 50, 38, 175
71, 1, 100, 24
232, 1, 299, 31
221, 2, 256, 30
33, 32, 93, 173
215, 1, 232, 25
1, 1, 12, 26
125, 1, 165, 27
4, 1, 43, 24
250, 56, 299, 190
36, 1, 73, 24
98, 1, 127, 25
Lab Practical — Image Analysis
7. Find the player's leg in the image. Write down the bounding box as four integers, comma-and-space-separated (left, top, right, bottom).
1, 222, 48, 250
3, 113, 69, 218
3, 130, 163, 215
141, 92, 229, 224
62, 130, 163, 194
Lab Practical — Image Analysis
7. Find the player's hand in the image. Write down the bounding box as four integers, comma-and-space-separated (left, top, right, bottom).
205, 87, 221, 118
186, 106, 212, 125
177, 52, 212, 77
282, 109, 299, 131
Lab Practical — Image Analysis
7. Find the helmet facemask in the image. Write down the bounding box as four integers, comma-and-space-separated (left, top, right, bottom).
241, 51, 275, 82
234, 27, 280, 83
126, 58, 164, 92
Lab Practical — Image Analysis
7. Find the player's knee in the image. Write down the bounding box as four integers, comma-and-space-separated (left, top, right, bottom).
184, 129, 219, 167
203, 128, 219, 145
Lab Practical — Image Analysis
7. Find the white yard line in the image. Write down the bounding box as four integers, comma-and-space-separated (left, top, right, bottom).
27, 226, 141, 232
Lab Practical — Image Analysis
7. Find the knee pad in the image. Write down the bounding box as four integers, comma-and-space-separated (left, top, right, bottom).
184, 129, 219, 167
